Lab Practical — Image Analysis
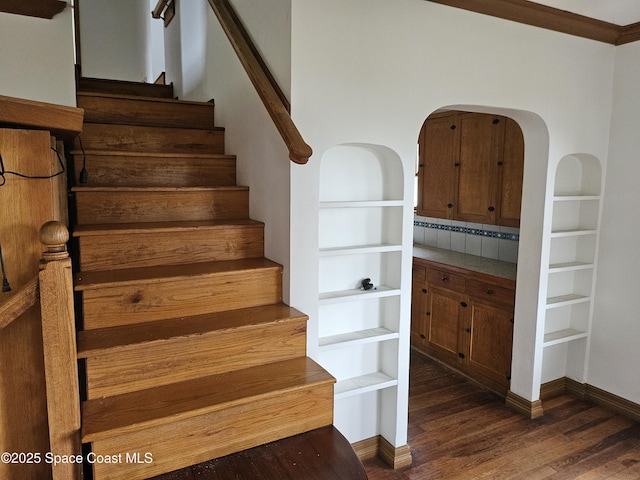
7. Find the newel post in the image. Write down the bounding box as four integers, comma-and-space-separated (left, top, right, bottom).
39, 221, 83, 480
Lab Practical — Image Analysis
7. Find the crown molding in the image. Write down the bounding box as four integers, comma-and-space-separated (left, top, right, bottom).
426, 0, 639, 45
0, 0, 67, 19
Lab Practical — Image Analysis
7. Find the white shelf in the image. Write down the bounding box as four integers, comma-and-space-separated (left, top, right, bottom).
543, 328, 589, 347
546, 294, 590, 309
319, 285, 401, 305
550, 229, 598, 238
319, 244, 402, 256
319, 327, 399, 351
548, 262, 594, 273
319, 200, 403, 208
553, 195, 600, 202
334, 372, 398, 400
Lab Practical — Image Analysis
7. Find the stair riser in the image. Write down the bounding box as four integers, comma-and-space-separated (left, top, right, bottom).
77, 226, 264, 271
78, 78, 174, 98
78, 94, 215, 129
76, 123, 225, 154
85, 319, 307, 398
89, 384, 334, 480
74, 189, 249, 224
81, 268, 282, 329
72, 153, 236, 187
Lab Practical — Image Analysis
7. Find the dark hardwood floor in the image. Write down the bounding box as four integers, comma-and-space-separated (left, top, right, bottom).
362, 351, 640, 479
152, 351, 640, 479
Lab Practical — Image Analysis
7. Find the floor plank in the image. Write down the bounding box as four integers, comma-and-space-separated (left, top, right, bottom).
361, 352, 640, 480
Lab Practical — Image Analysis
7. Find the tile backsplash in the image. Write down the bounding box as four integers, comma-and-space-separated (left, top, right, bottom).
414, 215, 519, 263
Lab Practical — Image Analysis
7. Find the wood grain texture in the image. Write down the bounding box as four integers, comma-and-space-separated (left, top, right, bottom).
39, 257, 82, 480
83, 315, 307, 398
362, 353, 640, 479
73, 186, 249, 224
152, 426, 367, 480
0, 95, 82, 140
74, 219, 264, 270
207, 0, 312, 163
77, 77, 175, 98
71, 150, 236, 187
0, 276, 38, 329
78, 93, 216, 130
77, 259, 283, 329
75, 123, 225, 154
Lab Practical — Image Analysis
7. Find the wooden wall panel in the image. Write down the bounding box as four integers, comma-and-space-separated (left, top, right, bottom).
0, 128, 69, 480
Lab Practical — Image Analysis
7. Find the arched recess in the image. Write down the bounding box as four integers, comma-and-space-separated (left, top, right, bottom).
414, 105, 551, 407
541, 153, 603, 387
317, 143, 411, 450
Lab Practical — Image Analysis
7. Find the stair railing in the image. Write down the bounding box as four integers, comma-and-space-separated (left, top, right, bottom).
38, 221, 83, 480
0, 222, 82, 480
207, 0, 313, 164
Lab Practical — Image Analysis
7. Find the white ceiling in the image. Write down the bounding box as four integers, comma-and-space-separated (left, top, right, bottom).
528, 0, 640, 26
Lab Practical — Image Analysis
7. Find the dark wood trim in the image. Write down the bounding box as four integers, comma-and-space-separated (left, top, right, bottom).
617, 22, 640, 45
541, 377, 640, 423
425, 0, 633, 45
505, 390, 544, 418
352, 435, 412, 469
0, 0, 66, 19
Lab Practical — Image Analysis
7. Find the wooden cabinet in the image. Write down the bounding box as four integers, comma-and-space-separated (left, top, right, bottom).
411, 258, 515, 395
417, 111, 524, 227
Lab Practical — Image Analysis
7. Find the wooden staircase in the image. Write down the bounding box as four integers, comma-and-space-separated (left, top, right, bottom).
70, 78, 335, 480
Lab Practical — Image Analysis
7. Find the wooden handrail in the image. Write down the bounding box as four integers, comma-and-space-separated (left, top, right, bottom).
0, 275, 39, 330
207, 0, 312, 164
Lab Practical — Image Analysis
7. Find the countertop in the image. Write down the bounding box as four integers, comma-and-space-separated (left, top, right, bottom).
413, 244, 517, 282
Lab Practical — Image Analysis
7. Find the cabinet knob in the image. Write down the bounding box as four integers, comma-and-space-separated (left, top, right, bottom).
441, 276, 448, 282
447, 203, 453, 209
492, 118, 500, 125
420, 334, 426, 339
426, 311, 431, 316
460, 301, 468, 308
450, 125, 456, 130
466, 327, 471, 333
454, 162, 460, 167
488, 206, 495, 212
497, 161, 504, 166
486, 289, 494, 295
421, 288, 427, 294
458, 352, 466, 359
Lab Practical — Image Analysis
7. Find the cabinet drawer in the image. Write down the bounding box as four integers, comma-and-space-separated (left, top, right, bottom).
427, 268, 466, 293
467, 279, 515, 306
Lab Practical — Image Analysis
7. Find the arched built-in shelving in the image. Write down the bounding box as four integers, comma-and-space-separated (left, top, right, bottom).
318, 144, 406, 441
542, 154, 602, 382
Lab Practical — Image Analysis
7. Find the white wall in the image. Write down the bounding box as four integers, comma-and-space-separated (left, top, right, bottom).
79, 0, 151, 82
590, 42, 640, 404
164, 0, 293, 300
0, 8, 76, 106
290, 0, 616, 443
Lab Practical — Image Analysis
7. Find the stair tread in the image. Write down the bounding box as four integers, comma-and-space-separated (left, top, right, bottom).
77, 91, 214, 108
70, 149, 235, 160
77, 303, 306, 358
71, 185, 248, 193
77, 77, 174, 98
73, 219, 263, 237
81, 357, 335, 442
74, 257, 281, 291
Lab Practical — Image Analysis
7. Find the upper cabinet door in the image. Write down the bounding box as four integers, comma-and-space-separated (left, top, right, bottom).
498, 118, 525, 227
416, 114, 458, 219
455, 113, 504, 224
417, 111, 524, 227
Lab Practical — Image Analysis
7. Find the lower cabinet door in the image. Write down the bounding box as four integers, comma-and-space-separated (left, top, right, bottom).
467, 299, 514, 389
426, 286, 465, 365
